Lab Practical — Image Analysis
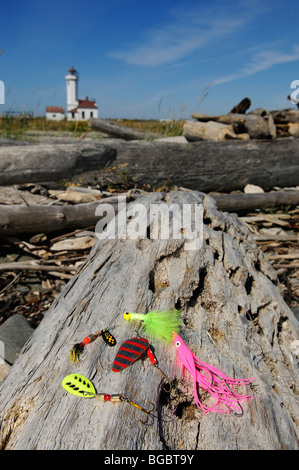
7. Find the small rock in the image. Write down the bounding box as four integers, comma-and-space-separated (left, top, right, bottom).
244, 184, 264, 194
0, 314, 34, 365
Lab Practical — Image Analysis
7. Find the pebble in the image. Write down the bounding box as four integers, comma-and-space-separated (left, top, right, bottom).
0, 314, 34, 382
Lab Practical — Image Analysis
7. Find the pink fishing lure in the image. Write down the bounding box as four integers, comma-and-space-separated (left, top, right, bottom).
173, 333, 255, 415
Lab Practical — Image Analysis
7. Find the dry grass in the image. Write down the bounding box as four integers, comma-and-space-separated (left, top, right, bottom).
0, 116, 184, 139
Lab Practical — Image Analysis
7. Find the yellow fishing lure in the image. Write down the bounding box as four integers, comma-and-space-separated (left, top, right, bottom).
123, 309, 181, 342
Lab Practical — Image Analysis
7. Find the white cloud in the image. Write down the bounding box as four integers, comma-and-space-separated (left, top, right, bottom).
213, 45, 299, 85
108, 5, 253, 67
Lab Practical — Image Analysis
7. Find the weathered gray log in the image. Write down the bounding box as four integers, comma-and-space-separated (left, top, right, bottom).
0, 140, 298, 193
0, 190, 298, 450
212, 189, 299, 212
0, 143, 117, 186
89, 118, 164, 140
190, 112, 273, 139
108, 140, 299, 192
1, 189, 299, 236
0, 194, 130, 235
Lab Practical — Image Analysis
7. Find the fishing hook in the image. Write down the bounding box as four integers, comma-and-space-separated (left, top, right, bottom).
121, 396, 156, 425
224, 379, 244, 417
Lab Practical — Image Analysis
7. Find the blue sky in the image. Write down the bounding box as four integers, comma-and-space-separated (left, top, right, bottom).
0, 0, 298, 119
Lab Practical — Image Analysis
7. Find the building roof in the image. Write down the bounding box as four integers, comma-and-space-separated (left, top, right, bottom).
67, 98, 98, 114
46, 106, 65, 113
77, 97, 98, 109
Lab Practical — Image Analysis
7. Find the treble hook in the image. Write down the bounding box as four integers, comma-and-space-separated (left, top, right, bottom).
121, 396, 155, 425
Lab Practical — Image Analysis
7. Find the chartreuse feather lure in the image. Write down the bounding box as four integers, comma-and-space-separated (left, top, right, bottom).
123, 309, 181, 342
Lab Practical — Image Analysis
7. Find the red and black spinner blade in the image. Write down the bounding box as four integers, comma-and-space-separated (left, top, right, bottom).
112, 337, 149, 372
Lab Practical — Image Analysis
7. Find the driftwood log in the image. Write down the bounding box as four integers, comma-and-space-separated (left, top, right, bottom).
212, 189, 299, 213
272, 109, 299, 124
183, 120, 240, 141
0, 139, 298, 193
1, 190, 299, 236
190, 113, 274, 139
89, 118, 164, 140
0, 194, 131, 235
0, 190, 298, 450
105, 140, 299, 192
230, 98, 251, 114
0, 143, 117, 186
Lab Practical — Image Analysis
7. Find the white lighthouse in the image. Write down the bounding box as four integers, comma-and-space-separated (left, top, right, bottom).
65, 66, 79, 112
65, 66, 98, 121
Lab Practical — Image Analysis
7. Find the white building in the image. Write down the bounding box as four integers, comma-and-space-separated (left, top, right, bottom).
45, 106, 65, 121
65, 66, 98, 121
45, 66, 98, 121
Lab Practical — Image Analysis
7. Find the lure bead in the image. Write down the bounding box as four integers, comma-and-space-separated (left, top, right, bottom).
83, 337, 91, 345
147, 348, 158, 365
104, 394, 111, 401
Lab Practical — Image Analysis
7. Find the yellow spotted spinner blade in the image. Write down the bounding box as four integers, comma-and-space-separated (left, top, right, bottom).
62, 373, 96, 398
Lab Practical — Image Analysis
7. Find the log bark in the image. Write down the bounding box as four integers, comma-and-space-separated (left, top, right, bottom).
0, 190, 298, 450
0, 143, 117, 186
1, 190, 298, 236
89, 118, 164, 140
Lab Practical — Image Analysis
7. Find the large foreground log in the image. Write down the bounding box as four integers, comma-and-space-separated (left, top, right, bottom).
0, 139, 298, 192
0, 190, 298, 450
109, 139, 299, 192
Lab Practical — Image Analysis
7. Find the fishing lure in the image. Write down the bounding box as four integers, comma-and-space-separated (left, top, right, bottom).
112, 336, 172, 390
62, 373, 155, 424
173, 333, 255, 416
123, 309, 182, 342
70, 329, 116, 363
